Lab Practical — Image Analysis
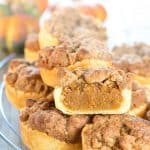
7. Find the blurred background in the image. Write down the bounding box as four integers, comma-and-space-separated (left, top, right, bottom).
0, 0, 150, 59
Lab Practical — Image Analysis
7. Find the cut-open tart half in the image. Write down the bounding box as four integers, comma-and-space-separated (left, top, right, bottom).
54, 67, 132, 115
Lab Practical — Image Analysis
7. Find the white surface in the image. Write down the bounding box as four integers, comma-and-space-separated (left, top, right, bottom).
104, 0, 150, 47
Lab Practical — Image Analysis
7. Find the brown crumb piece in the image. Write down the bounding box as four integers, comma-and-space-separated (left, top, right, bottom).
82, 114, 150, 150
20, 100, 91, 143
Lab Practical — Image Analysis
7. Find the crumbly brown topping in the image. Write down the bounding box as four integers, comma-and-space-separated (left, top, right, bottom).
6, 59, 53, 97
25, 33, 40, 51
82, 67, 132, 89
82, 115, 150, 150
112, 43, 150, 77
20, 100, 91, 143
38, 40, 112, 69
43, 8, 107, 42
113, 54, 150, 77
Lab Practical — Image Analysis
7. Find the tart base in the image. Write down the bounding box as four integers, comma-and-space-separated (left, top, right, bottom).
20, 121, 82, 150
5, 81, 53, 109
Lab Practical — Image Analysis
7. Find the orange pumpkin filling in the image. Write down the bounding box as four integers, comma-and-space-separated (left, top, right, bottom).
62, 80, 123, 111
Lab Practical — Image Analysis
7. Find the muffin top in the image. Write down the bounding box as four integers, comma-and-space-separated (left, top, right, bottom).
82, 114, 150, 150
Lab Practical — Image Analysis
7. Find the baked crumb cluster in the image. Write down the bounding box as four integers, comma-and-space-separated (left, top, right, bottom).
82, 115, 150, 149
38, 35, 111, 70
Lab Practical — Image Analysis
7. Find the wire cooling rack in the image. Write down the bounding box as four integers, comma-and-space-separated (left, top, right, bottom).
0, 54, 27, 150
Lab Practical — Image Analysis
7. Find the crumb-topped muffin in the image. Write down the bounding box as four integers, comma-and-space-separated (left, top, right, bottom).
20, 99, 90, 150
39, 7, 107, 49
5, 59, 53, 109
82, 114, 150, 150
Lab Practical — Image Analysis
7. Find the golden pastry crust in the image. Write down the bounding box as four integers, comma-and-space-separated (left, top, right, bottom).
20, 122, 82, 150
5, 59, 53, 109
54, 67, 132, 115
82, 115, 150, 150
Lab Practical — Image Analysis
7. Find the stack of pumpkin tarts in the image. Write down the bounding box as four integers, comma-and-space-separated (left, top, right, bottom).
4, 8, 150, 150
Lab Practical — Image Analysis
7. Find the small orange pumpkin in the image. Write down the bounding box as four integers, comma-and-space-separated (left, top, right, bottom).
5, 14, 39, 53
